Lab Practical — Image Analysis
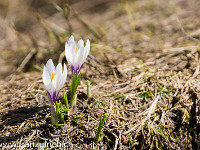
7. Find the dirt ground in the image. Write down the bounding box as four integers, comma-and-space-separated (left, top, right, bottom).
0, 0, 200, 149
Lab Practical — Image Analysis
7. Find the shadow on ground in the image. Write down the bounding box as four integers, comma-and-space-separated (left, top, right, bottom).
0, 106, 49, 126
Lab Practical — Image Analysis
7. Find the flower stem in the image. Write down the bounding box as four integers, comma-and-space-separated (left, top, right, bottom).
70, 93, 77, 108
48, 95, 58, 125
70, 70, 81, 108
87, 80, 91, 98
63, 92, 69, 115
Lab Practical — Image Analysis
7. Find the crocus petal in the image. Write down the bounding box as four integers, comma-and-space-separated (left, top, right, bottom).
57, 75, 63, 93
65, 43, 72, 66
42, 66, 51, 85
80, 39, 90, 66
64, 43, 69, 58
62, 63, 67, 86
68, 35, 75, 46
45, 83, 55, 99
81, 39, 90, 64
85, 39, 90, 53
46, 59, 56, 75
71, 65, 75, 72
56, 63, 62, 75
77, 39, 84, 49
82, 50, 88, 66
70, 43, 78, 67
75, 46, 85, 68
52, 91, 58, 104
68, 41, 76, 61
52, 73, 58, 90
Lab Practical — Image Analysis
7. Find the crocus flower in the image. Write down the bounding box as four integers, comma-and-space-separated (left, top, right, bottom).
42, 59, 67, 104
65, 35, 90, 73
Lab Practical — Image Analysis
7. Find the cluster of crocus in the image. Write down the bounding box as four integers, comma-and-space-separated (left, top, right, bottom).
42, 35, 90, 124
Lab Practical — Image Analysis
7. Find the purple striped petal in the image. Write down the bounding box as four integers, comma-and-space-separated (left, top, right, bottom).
47, 90, 60, 105
47, 91, 51, 98
70, 65, 82, 74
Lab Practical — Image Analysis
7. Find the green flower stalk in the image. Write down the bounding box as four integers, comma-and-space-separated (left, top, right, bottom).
63, 92, 69, 115
87, 80, 91, 98
56, 101, 64, 124
96, 112, 106, 143
70, 70, 81, 107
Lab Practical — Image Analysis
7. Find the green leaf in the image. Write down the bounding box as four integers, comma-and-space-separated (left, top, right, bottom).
96, 112, 106, 143
94, 100, 104, 108
70, 70, 81, 107
87, 80, 91, 98
63, 92, 69, 113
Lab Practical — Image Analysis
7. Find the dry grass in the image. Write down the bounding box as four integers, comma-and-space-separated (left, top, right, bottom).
0, 0, 200, 149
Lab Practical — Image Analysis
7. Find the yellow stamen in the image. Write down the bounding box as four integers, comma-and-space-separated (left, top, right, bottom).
76, 47, 78, 52
51, 73, 56, 82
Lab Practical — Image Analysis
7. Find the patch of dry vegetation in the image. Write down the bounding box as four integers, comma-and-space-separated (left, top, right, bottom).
0, 0, 200, 149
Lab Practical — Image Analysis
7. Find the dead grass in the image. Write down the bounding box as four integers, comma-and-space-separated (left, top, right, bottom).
0, 0, 200, 149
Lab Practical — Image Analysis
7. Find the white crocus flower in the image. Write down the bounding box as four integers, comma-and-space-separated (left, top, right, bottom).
65, 35, 90, 73
42, 59, 67, 105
